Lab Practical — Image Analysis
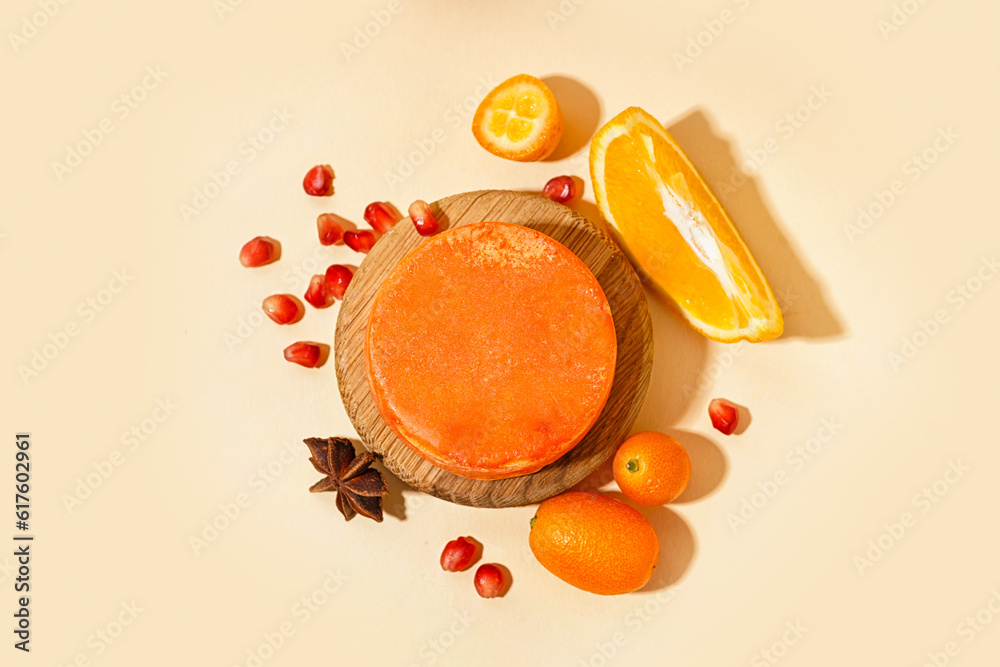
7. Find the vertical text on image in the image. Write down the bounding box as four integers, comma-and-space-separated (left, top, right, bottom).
13, 433, 33, 653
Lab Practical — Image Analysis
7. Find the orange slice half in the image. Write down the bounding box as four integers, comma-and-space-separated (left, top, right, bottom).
590, 107, 783, 343
472, 74, 563, 162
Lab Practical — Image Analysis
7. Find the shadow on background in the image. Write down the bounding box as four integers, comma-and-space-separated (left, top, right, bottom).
633, 300, 711, 427
571, 451, 616, 493
380, 468, 409, 521
543, 75, 601, 161
352, 437, 409, 521
572, 426, 726, 504
571, 197, 712, 428
670, 429, 727, 504
667, 109, 846, 341
604, 491, 695, 591
369, 106, 833, 521
641, 505, 695, 590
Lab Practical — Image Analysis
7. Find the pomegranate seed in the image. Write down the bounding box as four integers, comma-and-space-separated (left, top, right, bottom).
709, 398, 740, 435
344, 229, 377, 253
303, 164, 335, 196
364, 201, 401, 234
324, 264, 354, 300
239, 236, 278, 267
408, 200, 440, 236
474, 563, 506, 598
283, 342, 322, 368
304, 274, 335, 308
261, 294, 302, 324
543, 175, 578, 203
316, 213, 346, 246
440, 537, 477, 572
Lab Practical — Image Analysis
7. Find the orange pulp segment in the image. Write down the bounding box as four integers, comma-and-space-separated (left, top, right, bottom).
590, 107, 783, 343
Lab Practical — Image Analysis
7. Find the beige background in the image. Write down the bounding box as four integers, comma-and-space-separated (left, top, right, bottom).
4, 0, 1000, 665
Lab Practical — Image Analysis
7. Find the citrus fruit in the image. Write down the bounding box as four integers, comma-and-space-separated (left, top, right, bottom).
365, 223, 616, 480
472, 74, 563, 161
590, 106, 783, 343
529, 491, 659, 595
613, 431, 691, 506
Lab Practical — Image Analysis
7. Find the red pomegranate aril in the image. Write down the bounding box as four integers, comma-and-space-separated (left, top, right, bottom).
304, 274, 335, 309
344, 229, 377, 253
709, 398, 740, 435
262, 294, 302, 324
440, 537, 477, 572
284, 342, 321, 368
543, 175, 578, 204
364, 201, 401, 234
239, 236, 278, 267
324, 264, 354, 300
303, 164, 335, 196
408, 199, 440, 236
474, 563, 506, 598
316, 213, 346, 246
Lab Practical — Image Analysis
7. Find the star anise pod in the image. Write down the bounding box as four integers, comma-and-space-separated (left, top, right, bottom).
304, 437, 388, 522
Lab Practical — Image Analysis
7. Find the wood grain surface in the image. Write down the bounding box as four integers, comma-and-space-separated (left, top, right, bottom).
334, 190, 653, 507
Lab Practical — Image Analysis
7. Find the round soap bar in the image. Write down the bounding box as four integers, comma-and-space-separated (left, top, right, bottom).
365, 221, 617, 480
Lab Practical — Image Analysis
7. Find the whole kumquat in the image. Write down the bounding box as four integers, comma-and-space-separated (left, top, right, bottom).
613, 431, 691, 506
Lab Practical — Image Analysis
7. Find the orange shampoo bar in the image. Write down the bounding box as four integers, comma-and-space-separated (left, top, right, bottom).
365, 222, 617, 480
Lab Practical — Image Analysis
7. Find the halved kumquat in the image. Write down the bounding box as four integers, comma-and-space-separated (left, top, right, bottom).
472, 74, 563, 162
